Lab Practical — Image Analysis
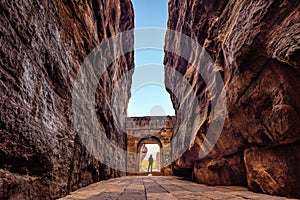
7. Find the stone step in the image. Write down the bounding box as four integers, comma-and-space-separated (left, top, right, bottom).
126, 172, 164, 176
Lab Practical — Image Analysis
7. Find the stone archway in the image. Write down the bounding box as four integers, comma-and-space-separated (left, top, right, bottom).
126, 116, 175, 175
137, 137, 162, 172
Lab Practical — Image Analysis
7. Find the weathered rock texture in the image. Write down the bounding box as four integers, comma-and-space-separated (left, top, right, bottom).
0, 0, 134, 199
165, 0, 300, 198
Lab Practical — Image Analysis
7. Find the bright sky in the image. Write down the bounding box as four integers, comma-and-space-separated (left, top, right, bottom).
127, 0, 175, 117
143, 144, 160, 160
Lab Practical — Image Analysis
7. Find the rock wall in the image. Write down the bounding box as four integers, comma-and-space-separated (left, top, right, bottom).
165, 0, 300, 198
0, 0, 134, 199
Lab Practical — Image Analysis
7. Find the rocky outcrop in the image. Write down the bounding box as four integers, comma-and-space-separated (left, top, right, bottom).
0, 0, 134, 199
165, 0, 300, 198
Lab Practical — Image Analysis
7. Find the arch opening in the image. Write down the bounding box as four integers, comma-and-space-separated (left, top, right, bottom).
137, 137, 163, 172
139, 144, 160, 172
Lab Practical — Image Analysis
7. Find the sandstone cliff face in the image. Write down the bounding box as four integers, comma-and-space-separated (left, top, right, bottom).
165, 0, 300, 198
0, 0, 134, 199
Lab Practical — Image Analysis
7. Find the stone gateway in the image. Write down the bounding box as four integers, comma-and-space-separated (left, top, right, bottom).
126, 116, 175, 175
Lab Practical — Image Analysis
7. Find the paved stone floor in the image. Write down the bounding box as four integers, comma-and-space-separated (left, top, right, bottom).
60, 176, 295, 200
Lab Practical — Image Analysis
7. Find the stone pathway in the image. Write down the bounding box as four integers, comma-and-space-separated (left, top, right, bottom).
60, 176, 295, 200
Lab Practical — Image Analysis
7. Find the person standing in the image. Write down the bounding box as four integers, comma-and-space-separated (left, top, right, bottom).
147, 154, 154, 172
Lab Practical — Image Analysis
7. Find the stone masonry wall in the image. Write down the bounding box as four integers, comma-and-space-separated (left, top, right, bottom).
126, 116, 175, 174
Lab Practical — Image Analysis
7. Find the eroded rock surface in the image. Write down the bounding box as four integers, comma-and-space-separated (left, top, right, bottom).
0, 0, 134, 199
165, 0, 300, 198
